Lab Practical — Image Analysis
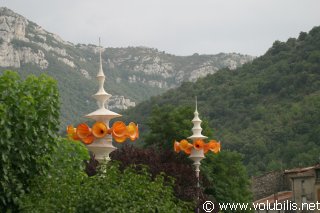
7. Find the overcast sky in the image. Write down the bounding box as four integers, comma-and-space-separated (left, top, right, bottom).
2, 0, 320, 56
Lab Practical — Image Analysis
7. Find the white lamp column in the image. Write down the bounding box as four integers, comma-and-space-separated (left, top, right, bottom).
187, 97, 207, 212
84, 39, 121, 162
188, 97, 207, 178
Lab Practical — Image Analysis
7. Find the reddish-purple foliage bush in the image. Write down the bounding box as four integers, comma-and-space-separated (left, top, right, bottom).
85, 145, 219, 212
110, 145, 206, 202
85, 152, 99, 176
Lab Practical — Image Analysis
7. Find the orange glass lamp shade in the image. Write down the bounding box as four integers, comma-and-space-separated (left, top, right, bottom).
76, 123, 92, 139
67, 125, 80, 140
179, 139, 191, 150
111, 121, 127, 143
203, 143, 210, 154
81, 134, 95, 144
174, 139, 221, 155
67, 121, 139, 145
193, 139, 204, 150
208, 140, 221, 153
184, 146, 192, 155
174, 141, 181, 153
175, 139, 193, 155
76, 123, 94, 145
92, 122, 108, 138
110, 121, 139, 143
127, 122, 139, 141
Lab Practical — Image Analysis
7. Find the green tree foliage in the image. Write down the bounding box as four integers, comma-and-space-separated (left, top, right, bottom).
77, 165, 191, 213
0, 71, 189, 212
20, 138, 89, 212
0, 71, 60, 210
202, 151, 252, 213
21, 141, 192, 212
124, 26, 320, 175
144, 105, 213, 150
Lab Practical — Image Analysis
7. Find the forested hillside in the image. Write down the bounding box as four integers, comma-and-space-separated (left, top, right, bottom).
0, 7, 253, 130
123, 26, 320, 175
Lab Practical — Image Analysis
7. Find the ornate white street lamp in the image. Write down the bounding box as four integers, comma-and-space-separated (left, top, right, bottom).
67, 39, 139, 162
174, 98, 221, 209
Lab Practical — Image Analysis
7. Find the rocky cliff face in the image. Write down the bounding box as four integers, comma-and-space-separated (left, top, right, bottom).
81, 46, 254, 89
0, 8, 50, 68
0, 7, 254, 128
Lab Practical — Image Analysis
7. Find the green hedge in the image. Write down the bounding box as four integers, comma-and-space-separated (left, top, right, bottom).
0, 70, 60, 211
21, 139, 192, 213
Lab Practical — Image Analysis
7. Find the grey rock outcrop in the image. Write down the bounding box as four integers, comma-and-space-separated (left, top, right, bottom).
106, 47, 254, 88
108, 95, 136, 110
0, 7, 49, 69
0, 8, 28, 42
58, 57, 75, 68
18, 47, 48, 69
0, 42, 20, 67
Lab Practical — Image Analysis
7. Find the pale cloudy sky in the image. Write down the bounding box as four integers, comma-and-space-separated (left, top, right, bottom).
1, 0, 320, 56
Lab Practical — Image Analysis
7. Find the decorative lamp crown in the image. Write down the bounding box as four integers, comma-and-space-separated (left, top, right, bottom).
66, 38, 139, 162
173, 97, 221, 177
85, 38, 120, 121
188, 97, 208, 141
172, 97, 221, 210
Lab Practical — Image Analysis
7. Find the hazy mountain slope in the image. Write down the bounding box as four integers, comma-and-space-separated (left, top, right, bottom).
123, 26, 320, 175
0, 7, 253, 129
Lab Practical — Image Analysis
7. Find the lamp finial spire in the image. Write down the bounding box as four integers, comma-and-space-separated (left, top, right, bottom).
98, 37, 103, 77
195, 96, 198, 113
85, 38, 116, 114
188, 97, 207, 140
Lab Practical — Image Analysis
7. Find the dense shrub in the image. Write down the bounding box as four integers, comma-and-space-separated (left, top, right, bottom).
20, 138, 89, 212
0, 71, 60, 210
111, 145, 252, 212
77, 164, 192, 213
110, 145, 203, 202
21, 140, 192, 212
202, 151, 252, 213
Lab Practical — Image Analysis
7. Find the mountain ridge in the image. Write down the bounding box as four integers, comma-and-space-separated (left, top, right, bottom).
0, 7, 254, 129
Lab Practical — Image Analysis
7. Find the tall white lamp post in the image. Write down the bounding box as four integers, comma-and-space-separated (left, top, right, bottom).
174, 98, 221, 211
188, 98, 207, 183
67, 39, 139, 162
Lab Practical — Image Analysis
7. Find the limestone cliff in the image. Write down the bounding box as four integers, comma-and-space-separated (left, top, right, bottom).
0, 7, 254, 128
